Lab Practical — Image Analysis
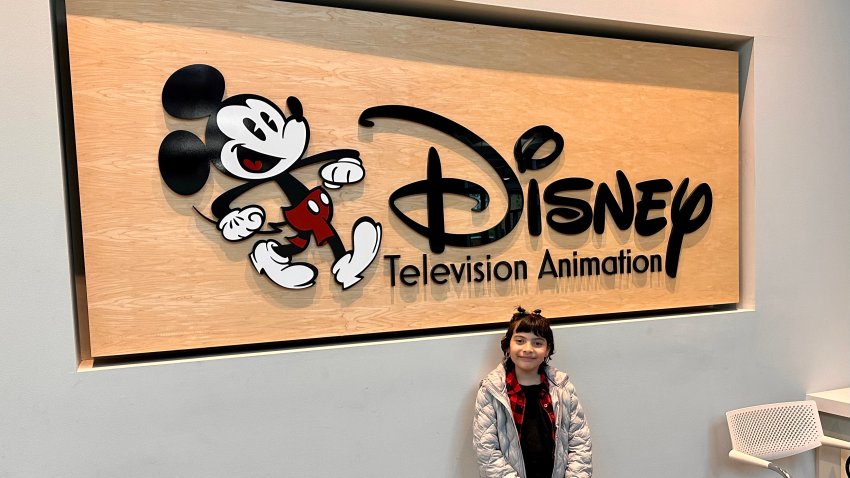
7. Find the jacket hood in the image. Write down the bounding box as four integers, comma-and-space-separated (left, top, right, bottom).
482, 362, 570, 391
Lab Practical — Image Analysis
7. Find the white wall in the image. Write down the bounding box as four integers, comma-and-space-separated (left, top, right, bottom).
2, 1, 849, 476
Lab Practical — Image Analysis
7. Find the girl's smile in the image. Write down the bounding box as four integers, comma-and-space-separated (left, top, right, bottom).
509, 330, 550, 383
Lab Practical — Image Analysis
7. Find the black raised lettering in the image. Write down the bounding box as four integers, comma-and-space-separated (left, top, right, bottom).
666, 179, 712, 278
360, 105, 523, 252
544, 178, 593, 234
635, 179, 673, 236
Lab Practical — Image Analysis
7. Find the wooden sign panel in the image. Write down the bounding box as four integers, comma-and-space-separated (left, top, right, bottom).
65, 0, 738, 358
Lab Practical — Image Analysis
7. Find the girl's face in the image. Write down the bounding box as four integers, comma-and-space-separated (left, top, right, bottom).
508, 327, 550, 376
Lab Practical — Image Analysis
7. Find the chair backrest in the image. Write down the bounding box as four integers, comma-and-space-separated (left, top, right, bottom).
726, 400, 824, 461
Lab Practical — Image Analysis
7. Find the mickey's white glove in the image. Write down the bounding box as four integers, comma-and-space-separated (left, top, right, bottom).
218, 206, 265, 241
319, 157, 365, 189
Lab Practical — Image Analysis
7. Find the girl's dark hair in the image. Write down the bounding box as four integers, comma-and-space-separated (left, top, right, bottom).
500, 306, 555, 370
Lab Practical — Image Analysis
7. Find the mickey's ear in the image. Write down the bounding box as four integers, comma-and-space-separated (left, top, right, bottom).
159, 130, 210, 195
162, 64, 225, 119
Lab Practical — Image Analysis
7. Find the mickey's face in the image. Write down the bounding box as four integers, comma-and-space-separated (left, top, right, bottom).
212, 95, 309, 180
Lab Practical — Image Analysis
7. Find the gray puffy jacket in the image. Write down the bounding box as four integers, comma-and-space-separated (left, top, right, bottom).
473, 363, 592, 478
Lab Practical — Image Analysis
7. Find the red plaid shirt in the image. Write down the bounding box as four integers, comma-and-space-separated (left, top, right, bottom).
505, 368, 556, 440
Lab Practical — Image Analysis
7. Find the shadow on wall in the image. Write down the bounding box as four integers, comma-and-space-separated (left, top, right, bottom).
62, 0, 744, 92
454, 384, 484, 477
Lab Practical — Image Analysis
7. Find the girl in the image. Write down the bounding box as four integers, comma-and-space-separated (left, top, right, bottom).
473, 307, 592, 478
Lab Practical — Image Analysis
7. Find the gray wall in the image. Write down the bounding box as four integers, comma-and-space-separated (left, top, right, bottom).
2, 1, 849, 476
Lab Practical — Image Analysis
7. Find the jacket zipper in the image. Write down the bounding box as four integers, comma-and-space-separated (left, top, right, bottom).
489, 378, 564, 478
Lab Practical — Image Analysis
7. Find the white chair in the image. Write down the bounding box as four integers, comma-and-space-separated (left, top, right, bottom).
726, 400, 850, 477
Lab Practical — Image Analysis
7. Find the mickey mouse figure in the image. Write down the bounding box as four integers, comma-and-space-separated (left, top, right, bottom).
158, 64, 381, 290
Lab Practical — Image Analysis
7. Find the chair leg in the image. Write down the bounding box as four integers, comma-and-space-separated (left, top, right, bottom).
768, 463, 791, 478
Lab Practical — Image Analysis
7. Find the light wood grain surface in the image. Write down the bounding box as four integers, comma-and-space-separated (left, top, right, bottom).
66, 0, 739, 357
